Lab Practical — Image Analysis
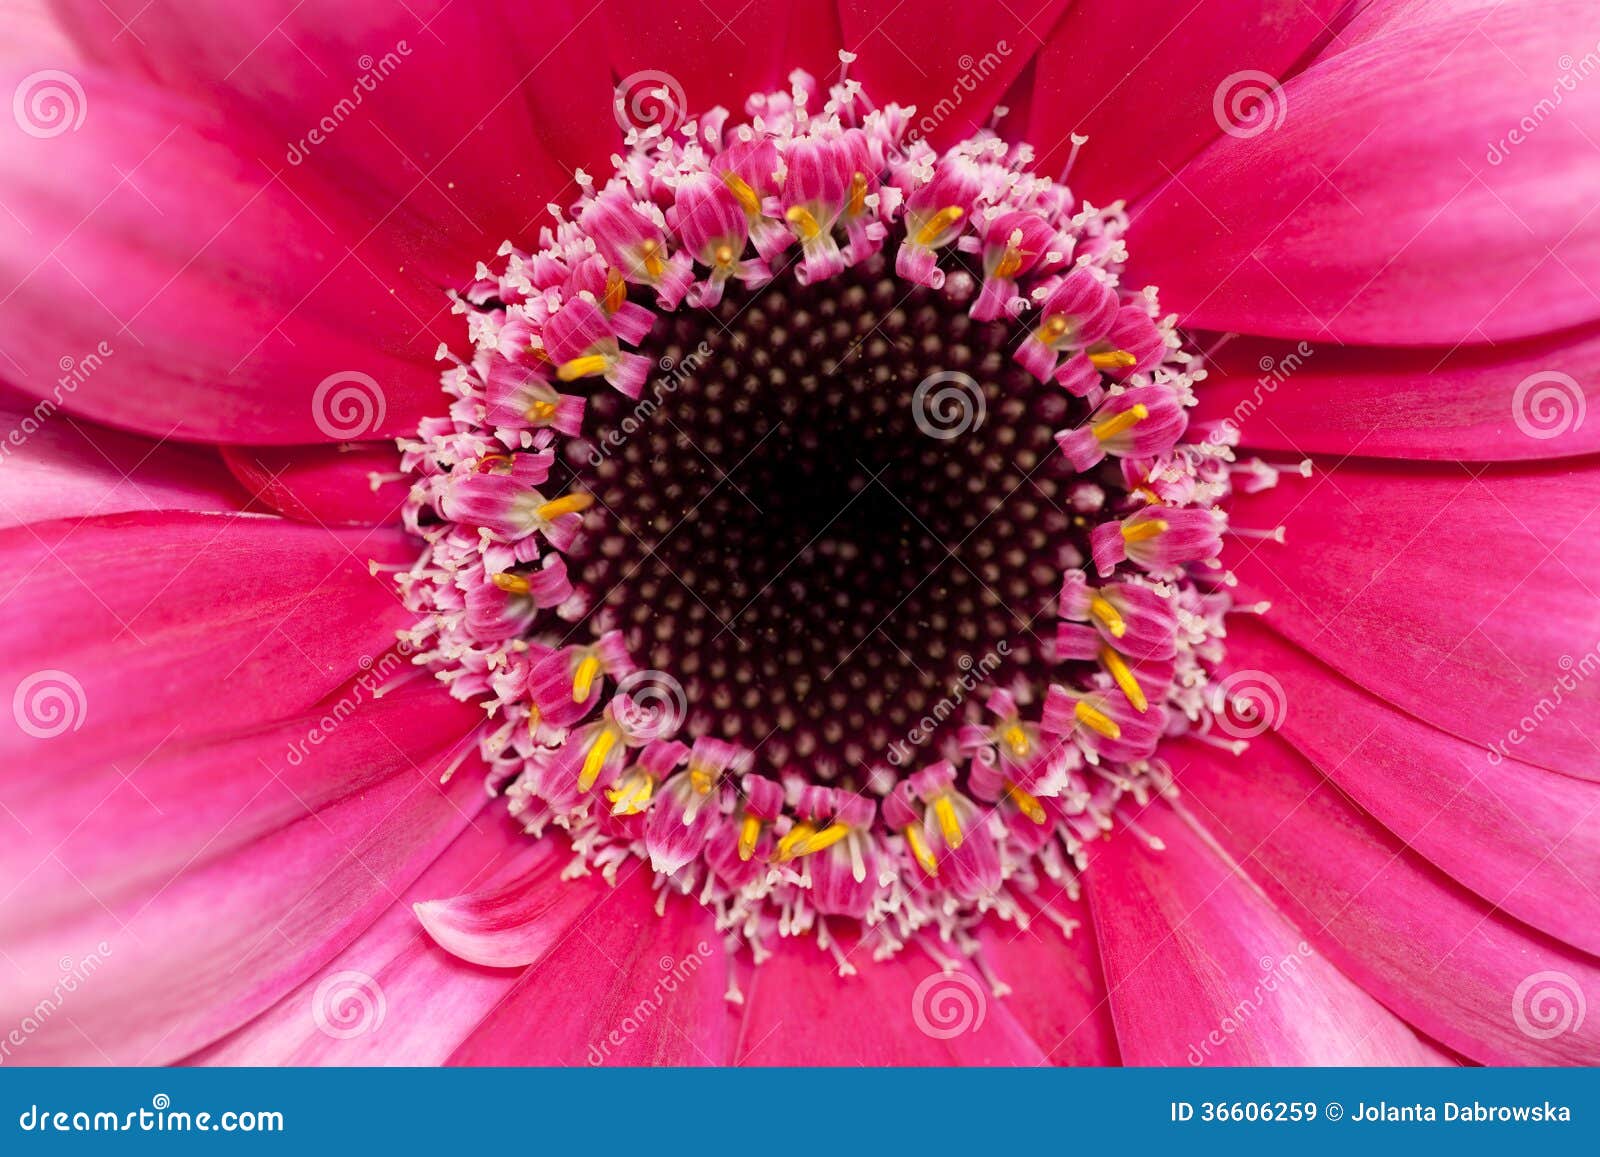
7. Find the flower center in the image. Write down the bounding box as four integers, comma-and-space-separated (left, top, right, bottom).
574, 257, 1073, 774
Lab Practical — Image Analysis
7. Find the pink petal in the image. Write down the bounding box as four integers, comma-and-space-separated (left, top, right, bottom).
1224, 458, 1600, 780
0, 400, 245, 527
838, 0, 1069, 150
1225, 619, 1600, 956
220, 442, 407, 527
1170, 735, 1600, 1064
0, 685, 485, 1063
0, 511, 421, 775
1086, 802, 1443, 1065
1029, 0, 1346, 206
973, 912, 1121, 1064
445, 867, 737, 1065
189, 813, 534, 1065
0, 66, 445, 443
1131, 3, 1600, 343
1201, 328, 1600, 460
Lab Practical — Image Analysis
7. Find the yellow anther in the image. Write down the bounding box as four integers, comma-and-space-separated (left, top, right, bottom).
688, 760, 716, 795
491, 572, 532, 596
638, 239, 666, 280
847, 171, 868, 217
792, 823, 851, 857
931, 795, 964, 850
556, 354, 608, 381
1006, 782, 1048, 825
603, 267, 627, 313
914, 205, 964, 247
1001, 723, 1030, 758
1037, 314, 1069, 343
578, 725, 619, 791
524, 399, 558, 424
738, 814, 762, 862
606, 771, 655, 815
1121, 517, 1168, 543
527, 702, 542, 736
1088, 594, 1127, 638
1100, 646, 1149, 713
713, 242, 737, 268
537, 492, 594, 522
1073, 697, 1122, 740
1092, 403, 1149, 442
722, 171, 761, 216
776, 821, 817, 862
785, 204, 823, 242
571, 653, 602, 702
1088, 348, 1138, 371
994, 245, 1026, 280
904, 823, 939, 876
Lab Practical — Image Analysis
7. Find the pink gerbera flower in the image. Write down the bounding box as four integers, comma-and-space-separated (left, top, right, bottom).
1, 0, 1597, 1067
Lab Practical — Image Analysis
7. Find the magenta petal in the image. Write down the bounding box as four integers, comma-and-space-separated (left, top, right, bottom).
1226, 619, 1600, 956
1131, 3, 1600, 342
1203, 328, 1600, 460
0, 400, 245, 526
974, 914, 1121, 1065
0, 511, 420, 774
1171, 735, 1600, 1065
221, 442, 406, 527
190, 814, 533, 1065
1224, 458, 1600, 780
1087, 804, 1445, 1065
1029, 0, 1345, 205
839, 0, 1069, 150
0, 685, 484, 1063
445, 868, 736, 1066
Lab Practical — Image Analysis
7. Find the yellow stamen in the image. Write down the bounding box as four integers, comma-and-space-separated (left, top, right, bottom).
1001, 723, 1030, 758
738, 814, 762, 862
785, 204, 822, 242
638, 239, 666, 280
606, 771, 654, 815
1088, 348, 1138, 371
537, 492, 594, 522
688, 760, 716, 795
1006, 782, 1048, 825
713, 242, 737, 268
527, 702, 541, 736
578, 725, 618, 791
792, 823, 851, 857
775, 821, 817, 862
847, 171, 868, 217
722, 171, 761, 216
904, 823, 939, 876
491, 572, 531, 596
1088, 594, 1126, 638
1073, 698, 1122, 740
994, 245, 1025, 280
556, 354, 608, 381
523, 399, 558, 424
1121, 517, 1168, 543
1037, 314, 1069, 344
603, 267, 627, 313
1100, 646, 1149, 713
571, 653, 602, 702
931, 796, 964, 849
1092, 403, 1148, 442
914, 205, 964, 246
